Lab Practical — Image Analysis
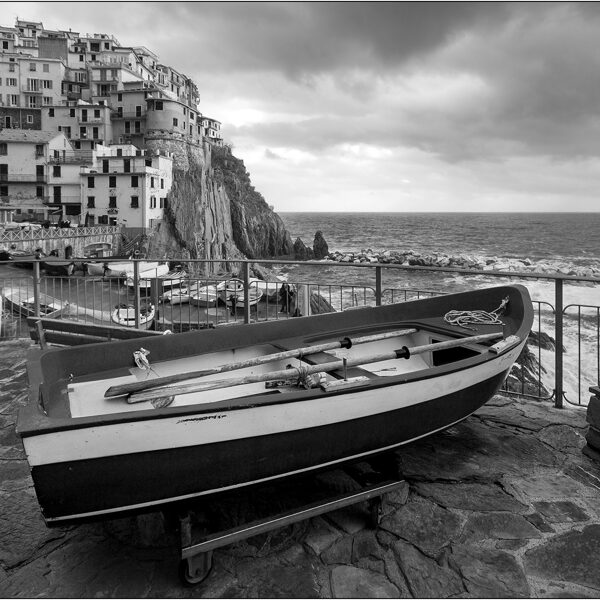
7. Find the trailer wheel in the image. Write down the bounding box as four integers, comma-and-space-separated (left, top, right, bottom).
179, 551, 213, 586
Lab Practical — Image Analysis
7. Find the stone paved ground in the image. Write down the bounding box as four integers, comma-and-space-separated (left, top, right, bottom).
2, 339, 600, 598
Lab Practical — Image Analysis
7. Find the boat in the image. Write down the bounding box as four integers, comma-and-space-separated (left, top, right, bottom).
125, 264, 171, 289
189, 279, 241, 308
41, 257, 75, 277
110, 301, 156, 329
86, 260, 160, 278
225, 287, 264, 309
249, 277, 281, 299
3, 289, 64, 318
10, 250, 39, 268
17, 284, 532, 526
161, 281, 203, 305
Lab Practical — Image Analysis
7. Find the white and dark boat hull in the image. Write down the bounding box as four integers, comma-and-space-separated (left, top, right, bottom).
18, 285, 533, 526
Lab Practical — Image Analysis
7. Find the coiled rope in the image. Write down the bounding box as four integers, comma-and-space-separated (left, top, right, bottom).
444, 296, 509, 331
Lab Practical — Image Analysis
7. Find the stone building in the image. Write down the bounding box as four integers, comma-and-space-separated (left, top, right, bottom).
80, 143, 173, 229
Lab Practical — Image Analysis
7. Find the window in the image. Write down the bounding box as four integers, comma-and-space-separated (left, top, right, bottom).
2, 41, 7, 50
172, 118, 178, 127
42, 80, 52, 89
43, 63, 49, 73
8, 95, 19, 107
43, 97, 52, 106
80, 127, 87, 139
63, 126, 71, 138
125, 121, 131, 133
87, 176, 95, 188
53, 166, 61, 177
124, 159, 131, 173
155, 101, 163, 110
29, 63, 36, 71
8, 63, 15, 72
135, 105, 142, 117
116, 148, 122, 157
87, 196, 95, 208
150, 177, 155, 188
131, 175, 138, 187
150, 196, 156, 209
130, 195, 139, 208
92, 127, 99, 139
35, 144, 43, 157
159, 197, 164, 209
94, 109, 100, 118
36, 186, 43, 198
0, 143, 6, 156
109, 175, 116, 188
7, 78, 17, 86
70, 108, 75, 117
79, 55, 84, 62
26, 114, 34, 124
49, 108, 54, 117
104, 42, 110, 50
145, 158, 152, 167
91, 54, 96, 61
117, 93, 122, 102
98, 215, 108, 225
28, 96, 38, 109
109, 196, 117, 208
160, 178, 164, 189
102, 159, 109, 174
0, 186, 7, 198
134, 121, 141, 133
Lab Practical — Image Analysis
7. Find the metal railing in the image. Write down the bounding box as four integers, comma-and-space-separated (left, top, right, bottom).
0, 225, 120, 242
1, 257, 599, 409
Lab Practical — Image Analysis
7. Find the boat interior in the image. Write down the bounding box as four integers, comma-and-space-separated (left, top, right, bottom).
62, 318, 503, 419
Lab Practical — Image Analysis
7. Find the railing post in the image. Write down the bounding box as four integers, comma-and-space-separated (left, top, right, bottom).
133, 260, 141, 329
375, 266, 382, 306
242, 261, 251, 324
554, 277, 564, 408
32, 261, 41, 318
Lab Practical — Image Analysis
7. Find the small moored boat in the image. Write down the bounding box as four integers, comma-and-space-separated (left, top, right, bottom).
110, 301, 155, 329
3, 289, 64, 318
18, 285, 533, 526
42, 258, 75, 277
225, 287, 263, 309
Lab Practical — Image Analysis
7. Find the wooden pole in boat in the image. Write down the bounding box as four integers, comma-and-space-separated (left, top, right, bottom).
104, 327, 419, 398
122, 331, 504, 404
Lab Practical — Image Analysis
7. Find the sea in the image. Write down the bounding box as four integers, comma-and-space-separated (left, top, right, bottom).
277, 212, 600, 405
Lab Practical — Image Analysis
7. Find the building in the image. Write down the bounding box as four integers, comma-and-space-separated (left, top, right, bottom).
0, 18, 223, 226
0, 128, 77, 222
80, 143, 173, 228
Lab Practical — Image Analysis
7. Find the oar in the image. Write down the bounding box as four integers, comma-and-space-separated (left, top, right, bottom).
124, 331, 503, 404
104, 328, 418, 398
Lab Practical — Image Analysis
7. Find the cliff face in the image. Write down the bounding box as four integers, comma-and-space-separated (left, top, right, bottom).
211, 146, 293, 259
145, 139, 292, 269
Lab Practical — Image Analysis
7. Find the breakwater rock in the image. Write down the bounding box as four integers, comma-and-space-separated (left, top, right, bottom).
325, 249, 600, 278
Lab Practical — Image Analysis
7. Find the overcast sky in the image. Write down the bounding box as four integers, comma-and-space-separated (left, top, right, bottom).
4, 2, 600, 212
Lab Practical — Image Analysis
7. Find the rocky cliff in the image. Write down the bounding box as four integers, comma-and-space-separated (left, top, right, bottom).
145, 139, 292, 271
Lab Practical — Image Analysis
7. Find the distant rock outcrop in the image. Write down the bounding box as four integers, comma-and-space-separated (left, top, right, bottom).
294, 237, 314, 261
313, 231, 329, 260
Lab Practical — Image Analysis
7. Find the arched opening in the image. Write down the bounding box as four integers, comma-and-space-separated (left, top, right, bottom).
65, 245, 73, 259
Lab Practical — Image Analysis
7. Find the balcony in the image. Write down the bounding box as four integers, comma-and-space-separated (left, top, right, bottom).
78, 116, 106, 124
111, 111, 145, 120
0, 174, 47, 183
42, 195, 81, 205
48, 151, 94, 164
